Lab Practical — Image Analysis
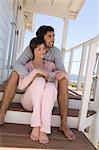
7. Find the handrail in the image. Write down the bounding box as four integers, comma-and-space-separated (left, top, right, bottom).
65, 34, 99, 52
63, 35, 99, 91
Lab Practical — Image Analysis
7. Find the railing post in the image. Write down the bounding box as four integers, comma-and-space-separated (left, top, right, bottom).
78, 41, 97, 131
68, 50, 74, 76
92, 53, 99, 110
61, 18, 69, 60
77, 43, 87, 90
92, 53, 99, 148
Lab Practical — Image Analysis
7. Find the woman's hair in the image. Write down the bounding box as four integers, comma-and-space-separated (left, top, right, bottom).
29, 37, 45, 59
36, 25, 54, 40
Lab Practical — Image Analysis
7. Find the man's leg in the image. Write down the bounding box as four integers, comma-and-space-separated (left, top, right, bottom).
58, 78, 75, 140
0, 71, 19, 125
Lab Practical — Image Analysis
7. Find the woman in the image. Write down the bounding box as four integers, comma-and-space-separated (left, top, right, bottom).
18, 37, 66, 144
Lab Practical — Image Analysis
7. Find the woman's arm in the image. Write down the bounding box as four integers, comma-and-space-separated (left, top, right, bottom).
18, 68, 49, 90
18, 69, 38, 90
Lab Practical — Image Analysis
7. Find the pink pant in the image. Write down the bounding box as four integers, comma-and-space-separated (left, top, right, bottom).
21, 77, 57, 134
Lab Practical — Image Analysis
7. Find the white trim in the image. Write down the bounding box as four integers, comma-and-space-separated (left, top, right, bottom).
78, 42, 98, 131
85, 114, 96, 129
0, 92, 22, 103
23, 2, 69, 19
51, 0, 56, 6
4, 110, 78, 128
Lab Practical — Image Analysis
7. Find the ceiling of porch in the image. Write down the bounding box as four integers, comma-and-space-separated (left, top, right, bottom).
22, 0, 85, 31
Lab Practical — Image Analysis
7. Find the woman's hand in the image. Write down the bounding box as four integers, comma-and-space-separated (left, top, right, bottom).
37, 69, 49, 80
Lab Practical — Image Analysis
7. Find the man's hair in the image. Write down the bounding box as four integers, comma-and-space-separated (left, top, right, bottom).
36, 25, 54, 40
29, 37, 44, 59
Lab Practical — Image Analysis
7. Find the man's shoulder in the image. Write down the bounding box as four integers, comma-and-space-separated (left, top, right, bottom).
50, 46, 61, 55
52, 46, 60, 51
46, 60, 55, 65
24, 45, 31, 52
23, 46, 33, 58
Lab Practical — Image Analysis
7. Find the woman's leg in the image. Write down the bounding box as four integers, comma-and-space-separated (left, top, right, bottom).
39, 82, 57, 144
21, 77, 46, 141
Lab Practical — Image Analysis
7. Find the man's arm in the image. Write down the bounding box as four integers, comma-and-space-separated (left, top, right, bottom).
54, 48, 65, 71
13, 46, 33, 77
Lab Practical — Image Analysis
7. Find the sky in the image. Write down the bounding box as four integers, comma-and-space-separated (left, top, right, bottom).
67, 0, 99, 48
24, 0, 99, 49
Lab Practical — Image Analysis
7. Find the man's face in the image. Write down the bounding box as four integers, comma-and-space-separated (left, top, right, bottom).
44, 31, 55, 48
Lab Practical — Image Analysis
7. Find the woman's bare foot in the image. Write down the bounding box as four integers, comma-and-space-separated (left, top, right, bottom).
60, 124, 75, 141
39, 132, 49, 144
0, 109, 5, 125
30, 127, 40, 141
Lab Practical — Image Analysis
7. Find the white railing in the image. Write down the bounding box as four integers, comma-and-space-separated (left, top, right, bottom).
63, 35, 99, 91
63, 35, 99, 149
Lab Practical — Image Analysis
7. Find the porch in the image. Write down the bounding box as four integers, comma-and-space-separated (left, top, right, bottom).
0, 0, 99, 149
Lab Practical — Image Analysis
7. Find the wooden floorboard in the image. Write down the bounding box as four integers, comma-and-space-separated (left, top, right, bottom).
0, 123, 96, 150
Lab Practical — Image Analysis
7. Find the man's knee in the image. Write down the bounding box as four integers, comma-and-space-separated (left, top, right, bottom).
59, 78, 68, 88
8, 70, 19, 84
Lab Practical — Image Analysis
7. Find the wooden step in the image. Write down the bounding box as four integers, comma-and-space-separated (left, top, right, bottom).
0, 102, 96, 128
0, 123, 96, 150
0, 84, 81, 100
0, 102, 96, 117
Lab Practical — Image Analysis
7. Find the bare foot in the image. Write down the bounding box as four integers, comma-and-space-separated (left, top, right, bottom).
39, 132, 49, 144
0, 109, 5, 125
30, 127, 40, 141
60, 124, 75, 141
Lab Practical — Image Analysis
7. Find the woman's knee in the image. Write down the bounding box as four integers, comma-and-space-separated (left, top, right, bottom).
46, 83, 57, 95
34, 77, 45, 84
21, 100, 33, 111
30, 77, 46, 90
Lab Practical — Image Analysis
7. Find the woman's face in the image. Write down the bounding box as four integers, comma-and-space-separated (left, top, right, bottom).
34, 43, 46, 59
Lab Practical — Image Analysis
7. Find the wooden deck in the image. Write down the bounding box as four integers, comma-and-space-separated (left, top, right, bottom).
0, 83, 96, 149
0, 123, 96, 150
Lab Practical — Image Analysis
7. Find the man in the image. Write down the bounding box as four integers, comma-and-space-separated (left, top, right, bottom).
0, 25, 75, 140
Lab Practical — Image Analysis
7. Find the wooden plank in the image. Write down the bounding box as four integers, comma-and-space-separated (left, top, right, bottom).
0, 123, 96, 150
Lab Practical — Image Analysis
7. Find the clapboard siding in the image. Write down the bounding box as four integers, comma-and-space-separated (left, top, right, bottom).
0, 36, 7, 48
0, 0, 14, 83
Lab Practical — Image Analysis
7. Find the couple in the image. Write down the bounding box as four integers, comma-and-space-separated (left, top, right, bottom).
0, 25, 75, 144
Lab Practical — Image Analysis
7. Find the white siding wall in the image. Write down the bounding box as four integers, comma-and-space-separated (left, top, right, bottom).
0, 0, 15, 83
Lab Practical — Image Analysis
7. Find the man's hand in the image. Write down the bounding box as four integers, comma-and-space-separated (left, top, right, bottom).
55, 71, 69, 82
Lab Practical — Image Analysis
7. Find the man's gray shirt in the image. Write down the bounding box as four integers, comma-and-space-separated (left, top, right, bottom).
14, 46, 65, 77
